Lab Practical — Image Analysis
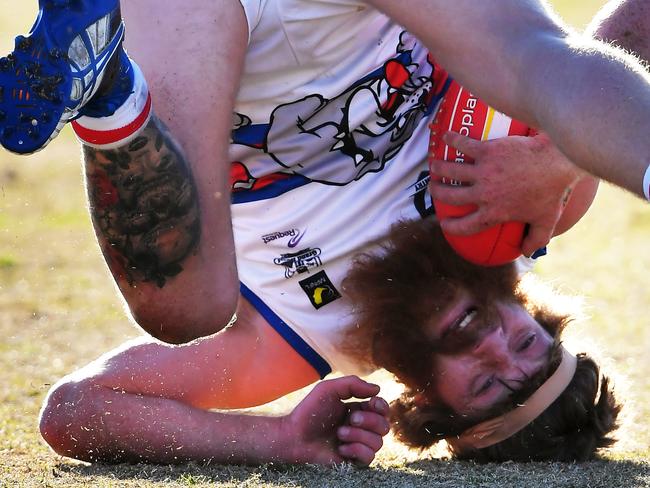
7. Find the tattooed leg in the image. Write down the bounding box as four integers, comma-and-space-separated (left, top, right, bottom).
77, 0, 246, 342
84, 114, 200, 289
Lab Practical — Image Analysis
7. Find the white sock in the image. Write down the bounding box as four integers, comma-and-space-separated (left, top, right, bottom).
72, 60, 152, 150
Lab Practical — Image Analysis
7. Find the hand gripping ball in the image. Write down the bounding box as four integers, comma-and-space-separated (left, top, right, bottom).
428, 81, 536, 266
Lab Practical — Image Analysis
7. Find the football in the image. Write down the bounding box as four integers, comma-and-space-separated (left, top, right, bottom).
429, 81, 534, 266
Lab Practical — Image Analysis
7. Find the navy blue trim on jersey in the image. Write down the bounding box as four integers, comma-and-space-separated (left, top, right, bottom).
240, 282, 332, 378
427, 77, 453, 116
232, 174, 311, 204
531, 247, 547, 259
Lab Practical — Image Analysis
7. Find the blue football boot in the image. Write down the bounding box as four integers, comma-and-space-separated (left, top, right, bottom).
0, 0, 133, 154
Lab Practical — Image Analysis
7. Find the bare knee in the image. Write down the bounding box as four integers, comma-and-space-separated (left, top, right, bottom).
130, 303, 236, 344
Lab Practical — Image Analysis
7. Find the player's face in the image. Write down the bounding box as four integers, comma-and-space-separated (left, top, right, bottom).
426, 293, 553, 416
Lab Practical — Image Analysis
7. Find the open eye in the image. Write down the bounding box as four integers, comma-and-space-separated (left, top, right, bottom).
476, 375, 495, 396
518, 333, 536, 352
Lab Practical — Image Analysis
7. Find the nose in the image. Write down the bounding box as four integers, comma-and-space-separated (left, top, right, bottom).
474, 326, 507, 360
475, 328, 525, 386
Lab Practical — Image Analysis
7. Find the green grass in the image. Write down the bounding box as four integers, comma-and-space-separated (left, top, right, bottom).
1, 1, 649, 487
0, 254, 16, 268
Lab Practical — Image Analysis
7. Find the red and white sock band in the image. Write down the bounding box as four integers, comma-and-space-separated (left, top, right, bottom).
72, 60, 152, 150
644, 163, 650, 201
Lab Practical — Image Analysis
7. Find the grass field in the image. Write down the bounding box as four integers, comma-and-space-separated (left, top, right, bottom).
1, 1, 649, 487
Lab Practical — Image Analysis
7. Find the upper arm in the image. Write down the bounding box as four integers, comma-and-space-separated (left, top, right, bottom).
85, 297, 319, 410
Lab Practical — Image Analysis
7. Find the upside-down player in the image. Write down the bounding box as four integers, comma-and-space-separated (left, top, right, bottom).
0, 0, 646, 466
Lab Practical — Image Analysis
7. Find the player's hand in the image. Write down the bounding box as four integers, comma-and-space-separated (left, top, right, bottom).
428, 132, 583, 256
283, 376, 390, 466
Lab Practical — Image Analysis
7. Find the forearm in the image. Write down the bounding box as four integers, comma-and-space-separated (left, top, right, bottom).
367, 0, 650, 197
42, 382, 296, 465
83, 114, 238, 343
516, 33, 650, 198
515, 0, 650, 199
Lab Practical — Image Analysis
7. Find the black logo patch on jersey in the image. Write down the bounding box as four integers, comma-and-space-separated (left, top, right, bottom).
273, 247, 322, 279
299, 271, 342, 310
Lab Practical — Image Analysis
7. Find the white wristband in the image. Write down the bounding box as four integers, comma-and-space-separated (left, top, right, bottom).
644, 163, 650, 201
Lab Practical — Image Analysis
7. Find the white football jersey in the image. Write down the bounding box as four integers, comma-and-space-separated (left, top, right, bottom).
229, 0, 537, 376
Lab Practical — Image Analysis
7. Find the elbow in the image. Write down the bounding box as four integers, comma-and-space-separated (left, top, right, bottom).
39, 380, 95, 461
587, 0, 650, 61
590, 15, 623, 41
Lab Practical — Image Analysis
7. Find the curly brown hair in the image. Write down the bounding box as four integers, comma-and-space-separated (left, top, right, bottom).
343, 217, 621, 461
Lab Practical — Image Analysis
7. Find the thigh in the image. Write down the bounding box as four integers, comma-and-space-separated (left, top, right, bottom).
109, 1, 250, 338
73, 296, 321, 409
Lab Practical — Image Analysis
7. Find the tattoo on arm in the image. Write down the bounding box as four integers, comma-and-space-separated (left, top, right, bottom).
83, 115, 201, 288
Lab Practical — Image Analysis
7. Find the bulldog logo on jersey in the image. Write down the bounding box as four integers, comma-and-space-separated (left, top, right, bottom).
299, 271, 342, 310
230, 32, 451, 202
